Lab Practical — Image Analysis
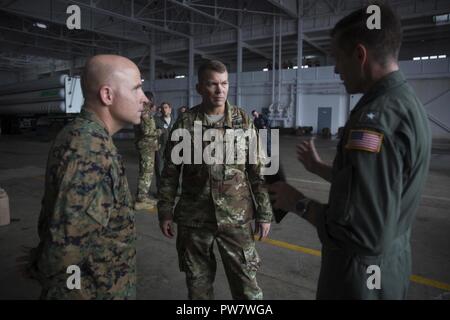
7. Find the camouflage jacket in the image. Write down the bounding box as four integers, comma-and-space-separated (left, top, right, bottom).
34, 108, 136, 299
134, 105, 159, 151
157, 101, 273, 227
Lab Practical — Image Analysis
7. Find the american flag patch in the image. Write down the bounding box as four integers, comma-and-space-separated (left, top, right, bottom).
345, 130, 383, 153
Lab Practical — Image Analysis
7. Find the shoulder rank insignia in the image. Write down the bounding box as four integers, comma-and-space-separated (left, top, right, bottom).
359, 111, 380, 124
345, 129, 383, 153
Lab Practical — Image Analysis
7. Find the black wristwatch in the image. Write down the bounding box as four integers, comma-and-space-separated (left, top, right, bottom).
295, 198, 311, 218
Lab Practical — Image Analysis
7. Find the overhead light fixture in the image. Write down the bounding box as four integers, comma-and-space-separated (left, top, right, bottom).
421, 56, 429, 60
438, 55, 447, 59
262, 68, 269, 72
33, 22, 48, 29
175, 75, 185, 79
430, 56, 438, 60
293, 66, 298, 69
413, 57, 420, 61
141, 79, 145, 82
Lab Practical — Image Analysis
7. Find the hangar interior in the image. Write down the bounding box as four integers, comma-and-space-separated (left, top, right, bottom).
0, 0, 449, 300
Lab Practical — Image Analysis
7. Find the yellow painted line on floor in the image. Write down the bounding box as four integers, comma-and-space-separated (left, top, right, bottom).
259, 237, 322, 257
287, 178, 328, 185
287, 178, 450, 202
410, 275, 450, 291
421, 195, 450, 202
25, 175, 450, 291
258, 236, 450, 291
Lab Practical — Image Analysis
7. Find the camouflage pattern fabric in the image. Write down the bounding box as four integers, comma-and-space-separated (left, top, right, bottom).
177, 224, 263, 300
134, 105, 159, 200
158, 101, 273, 227
158, 101, 272, 300
31, 108, 136, 300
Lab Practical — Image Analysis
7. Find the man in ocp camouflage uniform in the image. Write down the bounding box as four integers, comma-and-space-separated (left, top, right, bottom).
28, 55, 149, 299
158, 60, 273, 300
134, 91, 159, 211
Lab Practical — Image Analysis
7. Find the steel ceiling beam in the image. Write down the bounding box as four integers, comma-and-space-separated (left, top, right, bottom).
241, 43, 272, 60
0, 25, 117, 52
265, 0, 298, 18
167, 0, 238, 30
303, 35, 328, 55
55, 0, 192, 40
0, 6, 150, 45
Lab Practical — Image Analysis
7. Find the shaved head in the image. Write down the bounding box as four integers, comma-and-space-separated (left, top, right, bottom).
80, 54, 149, 134
81, 55, 138, 101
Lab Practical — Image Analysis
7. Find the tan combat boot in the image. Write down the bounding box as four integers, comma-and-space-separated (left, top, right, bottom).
134, 196, 158, 213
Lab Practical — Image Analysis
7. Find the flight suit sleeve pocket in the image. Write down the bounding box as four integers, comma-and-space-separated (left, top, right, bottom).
328, 165, 353, 223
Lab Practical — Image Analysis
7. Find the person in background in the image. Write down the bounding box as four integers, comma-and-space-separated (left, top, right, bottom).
134, 91, 159, 211
155, 102, 175, 191
252, 110, 271, 157
178, 105, 188, 116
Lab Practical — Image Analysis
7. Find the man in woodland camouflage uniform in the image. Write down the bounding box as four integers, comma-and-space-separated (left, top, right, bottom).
29, 55, 149, 299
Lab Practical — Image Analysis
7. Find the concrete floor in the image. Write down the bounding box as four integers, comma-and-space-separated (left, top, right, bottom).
0, 131, 449, 300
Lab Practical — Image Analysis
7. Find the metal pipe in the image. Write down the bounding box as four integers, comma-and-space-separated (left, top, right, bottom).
0, 89, 65, 105
296, 0, 304, 128
272, 16, 276, 105
188, 38, 195, 108
278, 16, 282, 107
149, 44, 156, 93
236, 9, 243, 107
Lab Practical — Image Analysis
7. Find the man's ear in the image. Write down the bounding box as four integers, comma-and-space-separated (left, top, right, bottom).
99, 86, 113, 106
355, 44, 368, 67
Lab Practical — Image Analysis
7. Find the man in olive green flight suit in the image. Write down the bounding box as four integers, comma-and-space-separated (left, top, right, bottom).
158, 60, 273, 300
28, 55, 149, 299
269, 4, 431, 299
134, 92, 159, 211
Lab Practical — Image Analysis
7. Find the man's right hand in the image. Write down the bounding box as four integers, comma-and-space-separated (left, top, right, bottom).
160, 219, 175, 238
296, 137, 332, 182
296, 137, 322, 173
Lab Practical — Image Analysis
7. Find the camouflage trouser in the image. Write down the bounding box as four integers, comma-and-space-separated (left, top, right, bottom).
38, 268, 136, 300
136, 148, 155, 200
176, 223, 263, 300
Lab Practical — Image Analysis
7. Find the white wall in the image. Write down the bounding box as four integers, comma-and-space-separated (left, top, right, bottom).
400, 59, 450, 139
153, 58, 450, 139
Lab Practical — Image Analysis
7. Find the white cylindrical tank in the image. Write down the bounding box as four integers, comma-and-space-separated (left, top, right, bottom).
0, 187, 10, 226
0, 101, 65, 114
0, 88, 65, 104
0, 75, 66, 96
